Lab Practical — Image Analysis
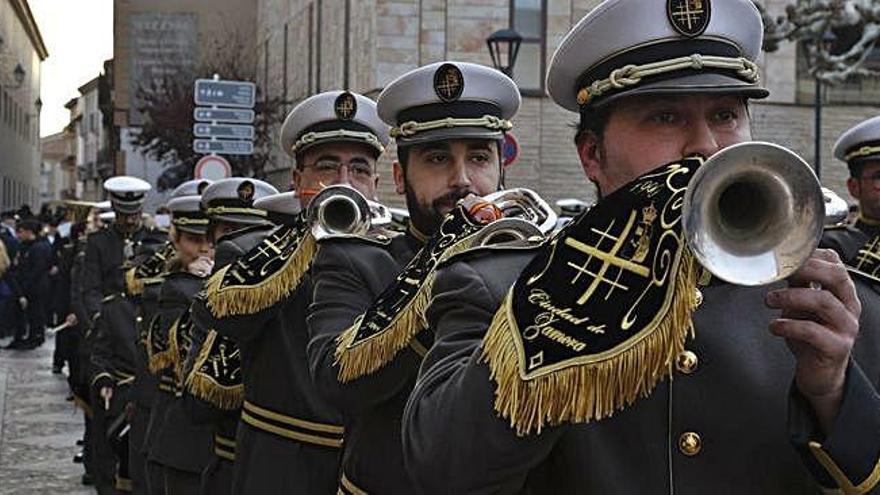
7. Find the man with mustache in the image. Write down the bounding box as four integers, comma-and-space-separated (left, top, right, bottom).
402, 0, 880, 493
306, 61, 520, 493
189, 90, 391, 494
823, 116, 880, 292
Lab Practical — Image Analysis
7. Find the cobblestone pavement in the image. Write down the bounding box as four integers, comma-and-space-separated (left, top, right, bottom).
0, 335, 93, 494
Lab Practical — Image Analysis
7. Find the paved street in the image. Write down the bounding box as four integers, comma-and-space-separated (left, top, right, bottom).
0, 335, 92, 494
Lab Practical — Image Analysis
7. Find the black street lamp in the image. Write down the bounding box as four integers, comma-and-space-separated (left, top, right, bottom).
486, 28, 523, 77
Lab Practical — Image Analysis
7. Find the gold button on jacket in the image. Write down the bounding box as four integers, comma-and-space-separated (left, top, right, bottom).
676, 350, 699, 374
679, 432, 702, 456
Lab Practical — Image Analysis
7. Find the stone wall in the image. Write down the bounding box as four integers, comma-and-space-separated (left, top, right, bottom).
256, 0, 879, 210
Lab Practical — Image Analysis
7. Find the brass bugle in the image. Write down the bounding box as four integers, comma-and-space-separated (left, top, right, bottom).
682, 141, 829, 286
307, 185, 392, 239
473, 188, 558, 246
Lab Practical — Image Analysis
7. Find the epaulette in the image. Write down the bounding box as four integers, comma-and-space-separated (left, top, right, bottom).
436, 236, 546, 270
315, 228, 398, 247
333, 207, 488, 382
204, 217, 316, 318
823, 222, 850, 231
215, 222, 274, 245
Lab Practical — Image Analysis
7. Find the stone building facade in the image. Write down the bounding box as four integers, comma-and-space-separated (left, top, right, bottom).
39, 129, 75, 204
254, 0, 880, 208
0, 0, 47, 211
113, 0, 258, 211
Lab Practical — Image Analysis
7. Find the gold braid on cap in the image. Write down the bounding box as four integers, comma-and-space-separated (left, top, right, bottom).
204, 206, 268, 218
172, 217, 210, 226
576, 54, 760, 106
390, 115, 513, 138
290, 129, 385, 154
845, 145, 880, 162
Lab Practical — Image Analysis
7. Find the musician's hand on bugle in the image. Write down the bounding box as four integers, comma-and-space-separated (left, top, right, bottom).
188, 256, 214, 277
764, 248, 860, 434
65, 313, 78, 327
459, 194, 502, 224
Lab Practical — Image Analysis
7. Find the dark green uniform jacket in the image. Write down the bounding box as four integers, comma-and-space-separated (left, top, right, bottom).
822, 218, 880, 292
191, 269, 344, 494
403, 245, 880, 494
84, 225, 152, 493
148, 271, 214, 475
86, 225, 150, 388
183, 224, 274, 495
307, 232, 425, 494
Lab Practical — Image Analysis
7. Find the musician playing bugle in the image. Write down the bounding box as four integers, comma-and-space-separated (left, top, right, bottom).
190, 90, 390, 494
402, 1, 880, 493
306, 61, 540, 494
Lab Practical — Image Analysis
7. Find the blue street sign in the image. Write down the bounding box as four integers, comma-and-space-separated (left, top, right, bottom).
194, 79, 256, 108
193, 123, 255, 139
194, 107, 255, 123
193, 139, 254, 155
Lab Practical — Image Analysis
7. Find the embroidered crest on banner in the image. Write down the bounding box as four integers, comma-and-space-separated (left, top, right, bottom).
481, 157, 704, 435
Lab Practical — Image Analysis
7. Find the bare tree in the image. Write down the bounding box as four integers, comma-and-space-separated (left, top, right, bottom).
756, 0, 880, 83
130, 32, 285, 189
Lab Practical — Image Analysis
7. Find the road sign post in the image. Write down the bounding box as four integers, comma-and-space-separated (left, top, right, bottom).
502, 133, 519, 168
193, 123, 255, 140
194, 79, 256, 108
194, 155, 232, 180
192, 77, 257, 158
193, 108, 255, 124
193, 139, 254, 155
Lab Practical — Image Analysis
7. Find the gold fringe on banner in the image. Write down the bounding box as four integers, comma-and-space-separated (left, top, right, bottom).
204, 232, 316, 318
184, 331, 244, 410
480, 249, 699, 436
125, 267, 144, 296
148, 318, 177, 375
334, 234, 481, 382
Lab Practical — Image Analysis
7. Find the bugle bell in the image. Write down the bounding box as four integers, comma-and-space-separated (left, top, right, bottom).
682, 141, 828, 286
307, 185, 392, 239
472, 188, 558, 246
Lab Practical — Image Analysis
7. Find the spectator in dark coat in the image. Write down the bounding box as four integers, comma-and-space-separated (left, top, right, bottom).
0, 240, 22, 340
9, 219, 54, 349
0, 211, 21, 340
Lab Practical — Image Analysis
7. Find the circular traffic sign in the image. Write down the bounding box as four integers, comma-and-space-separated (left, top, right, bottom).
502, 133, 519, 169
194, 155, 232, 180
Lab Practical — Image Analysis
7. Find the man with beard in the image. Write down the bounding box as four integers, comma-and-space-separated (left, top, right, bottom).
306, 62, 520, 494
823, 116, 880, 289
190, 90, 390, 494
85, 176, 153, 494
402, 1, 880, 493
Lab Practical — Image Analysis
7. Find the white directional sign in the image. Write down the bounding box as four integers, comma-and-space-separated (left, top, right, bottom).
194, 107, 255, 124
193, 123, 255, 139
193, 139, 254, 155
194, 79, 256, 108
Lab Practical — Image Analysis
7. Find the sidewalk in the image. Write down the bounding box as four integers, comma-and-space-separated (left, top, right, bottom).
0, 335, 92, 494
